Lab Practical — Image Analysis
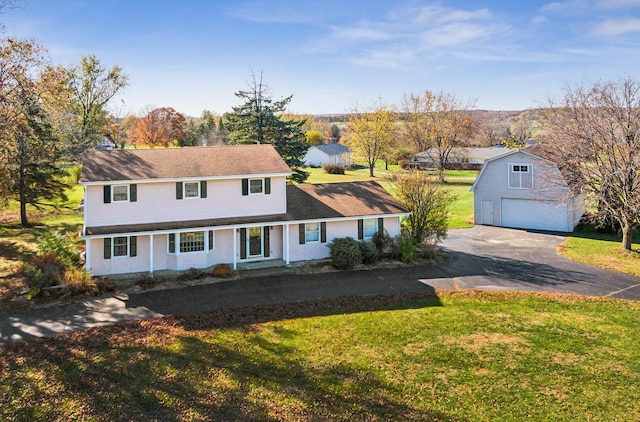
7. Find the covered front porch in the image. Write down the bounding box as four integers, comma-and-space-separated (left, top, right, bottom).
84, 222, 295, 277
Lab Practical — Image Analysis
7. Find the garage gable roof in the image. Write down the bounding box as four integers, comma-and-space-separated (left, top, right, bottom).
470, 149, 561, 192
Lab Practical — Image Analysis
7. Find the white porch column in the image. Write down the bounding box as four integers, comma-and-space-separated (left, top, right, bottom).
285, 224, 290, 265
149, 233, 154, 276
282, 224, 286, 264
85, 238, 91, 272
233, 228, 237, 270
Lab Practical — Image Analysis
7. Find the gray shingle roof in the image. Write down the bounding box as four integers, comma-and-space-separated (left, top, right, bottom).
314, 143, 350, 156
286, 181, 408, 220
81, 144, 291, 183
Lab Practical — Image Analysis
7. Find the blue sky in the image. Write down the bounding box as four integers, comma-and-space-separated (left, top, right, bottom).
3, 0, 640, 116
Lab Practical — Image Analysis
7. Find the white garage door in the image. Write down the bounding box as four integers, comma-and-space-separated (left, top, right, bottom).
501, 198, 569, 232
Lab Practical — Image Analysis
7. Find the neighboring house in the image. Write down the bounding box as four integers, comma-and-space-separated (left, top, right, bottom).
80, 144, 408, 276
304, 143, 353, 167
95, 135, 116, 151
411, 146, 511, 170
471, 149, 584, 232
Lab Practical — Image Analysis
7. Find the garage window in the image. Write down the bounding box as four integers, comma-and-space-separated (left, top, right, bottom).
509, 163, 533, 189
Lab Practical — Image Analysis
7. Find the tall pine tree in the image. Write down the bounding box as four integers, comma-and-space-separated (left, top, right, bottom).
222, 72, 309, 183
0, 38, 68, 227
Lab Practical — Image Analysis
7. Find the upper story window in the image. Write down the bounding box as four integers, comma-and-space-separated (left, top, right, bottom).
112, 185, 129, 202
184, 182, 200, 198
508, 163, 533, 189
103, 184, 137, 203
242, 177, 271, 196
176, 181, 207, 200
250, 179, 264, 195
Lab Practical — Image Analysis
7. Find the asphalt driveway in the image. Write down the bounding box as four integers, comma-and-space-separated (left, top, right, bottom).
2, 226, 639, 343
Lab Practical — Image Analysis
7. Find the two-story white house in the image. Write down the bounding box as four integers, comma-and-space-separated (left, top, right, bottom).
81, 144, 409, 276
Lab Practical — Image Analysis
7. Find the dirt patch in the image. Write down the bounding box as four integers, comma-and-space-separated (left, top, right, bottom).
444, 332, 529, 352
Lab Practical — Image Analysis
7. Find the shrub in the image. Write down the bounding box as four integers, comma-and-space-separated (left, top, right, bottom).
372, 229, 392, 257
359, 241, 379, 264
37, 230, 80, 268
397, 235, 419, 263
323, 163, 345, 174
328, 237, 363, 269
136, 274, 160, 289
63, 268, 113, 296
24, 253, 65, 290
420, 243, 436, 259
389, 171, 456, 245
177, 268, 206, 282
213, 263, 232, 278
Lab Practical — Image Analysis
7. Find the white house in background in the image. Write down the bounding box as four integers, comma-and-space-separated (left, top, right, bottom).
471, 149, 584, 232
304, 143, 353, 167
80, 144, 408, 277
412, 146, 512, 170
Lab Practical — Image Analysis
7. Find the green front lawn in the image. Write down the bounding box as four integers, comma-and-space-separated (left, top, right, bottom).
559, 226, 640, 276
1, 291, 638, 420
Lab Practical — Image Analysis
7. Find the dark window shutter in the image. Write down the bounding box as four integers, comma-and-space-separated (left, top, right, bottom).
130, 184, 137, 202
265, 178, 271, 195
176, 182, 183, 199
242, 179, 249, 196
208, 230, 214, 250
104, 238, 111, 259
264, 226, 270, 258
358, 219, 364, 240
378, 218, 384, 233
168, 233, 175, 253
103, 185, 111, 203
240, 228, 247, 259
321, 222, 327, 243
299, 224, 306, 244
200, 181, 207, 198
130, 236, 137, 257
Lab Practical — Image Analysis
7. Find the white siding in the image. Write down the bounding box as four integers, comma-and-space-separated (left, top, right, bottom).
473, 151, 582, 232
288, 217, 402, 262
85, 176, 287, 228
303, 148, 331, 167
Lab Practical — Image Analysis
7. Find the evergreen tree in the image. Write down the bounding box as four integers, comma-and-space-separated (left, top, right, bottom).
0, 38, 68, 227
222, 72, 309, 183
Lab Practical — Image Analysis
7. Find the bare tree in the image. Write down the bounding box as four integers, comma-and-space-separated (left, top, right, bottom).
541, 77, 640, 250
398, 91, 474, 182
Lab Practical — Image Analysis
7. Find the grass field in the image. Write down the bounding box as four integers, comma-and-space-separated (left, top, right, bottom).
1, 291, 638, 420
0, 184, 84, 311
559, 226, 640, 276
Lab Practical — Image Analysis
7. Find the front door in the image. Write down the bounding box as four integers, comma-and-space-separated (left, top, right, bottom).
248, 226, 263, 257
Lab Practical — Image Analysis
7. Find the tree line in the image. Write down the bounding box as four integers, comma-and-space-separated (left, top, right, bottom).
0, 12, 637, 249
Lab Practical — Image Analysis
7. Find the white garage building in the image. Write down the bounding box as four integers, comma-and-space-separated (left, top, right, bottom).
471, 149, 584, 232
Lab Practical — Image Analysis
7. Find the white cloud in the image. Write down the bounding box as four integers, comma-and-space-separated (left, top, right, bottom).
415, 5, 492, 24
421, 22, 508, 48
530, 15, 548, 25
541, 0, 640, 13
332, 25, 393, 42
590, 18, 640, 35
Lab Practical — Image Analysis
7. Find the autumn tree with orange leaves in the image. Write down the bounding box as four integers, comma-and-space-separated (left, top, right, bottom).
130, 107, 186, 148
